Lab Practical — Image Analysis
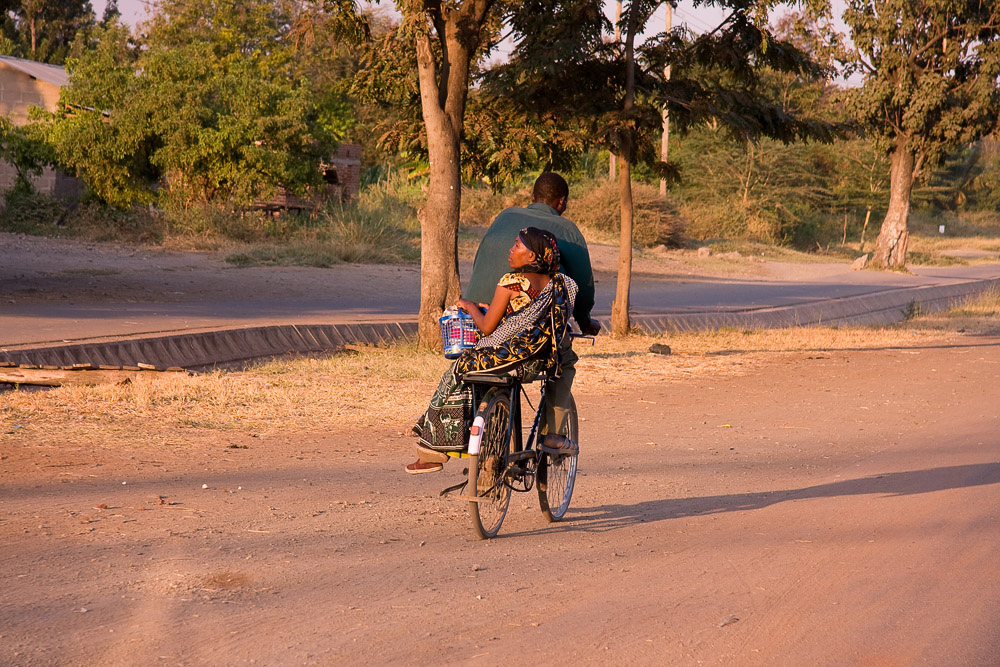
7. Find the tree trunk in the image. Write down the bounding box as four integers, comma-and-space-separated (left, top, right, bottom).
412, 6, 486, 347
611, 151, 633, 336
417, 119, 463, 347
611, 4, 639, 336
659, 2, 672, 197
608, 0, 621, 183
869, 139, 915, 269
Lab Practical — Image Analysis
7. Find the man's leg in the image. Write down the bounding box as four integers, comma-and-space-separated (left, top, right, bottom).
543, 336, 577, 438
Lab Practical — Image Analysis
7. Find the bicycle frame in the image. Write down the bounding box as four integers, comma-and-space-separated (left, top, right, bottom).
461, 372, 549, 492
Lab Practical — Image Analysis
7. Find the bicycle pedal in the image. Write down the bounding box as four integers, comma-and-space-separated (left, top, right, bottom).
439, 480, 467, 497
504, 464, 527, 480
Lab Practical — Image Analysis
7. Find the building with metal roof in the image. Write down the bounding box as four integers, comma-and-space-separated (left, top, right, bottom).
0, 55, 80, 197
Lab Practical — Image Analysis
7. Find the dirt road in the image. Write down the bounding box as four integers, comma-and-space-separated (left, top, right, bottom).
3, 335, 999, 665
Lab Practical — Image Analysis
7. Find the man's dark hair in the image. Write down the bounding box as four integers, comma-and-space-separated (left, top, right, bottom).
532, 172, 569, 207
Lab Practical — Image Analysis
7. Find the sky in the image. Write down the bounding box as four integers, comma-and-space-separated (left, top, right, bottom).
93, 0, 849, 36
92, 0, 151, 26
91, 0, 854, 83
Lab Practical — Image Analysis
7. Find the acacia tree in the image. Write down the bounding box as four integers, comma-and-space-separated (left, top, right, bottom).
355, 1, 506, 345
841, 0, 1000, 269
487, 0, 839, 334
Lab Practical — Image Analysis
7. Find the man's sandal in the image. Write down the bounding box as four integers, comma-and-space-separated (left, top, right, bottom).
542, 434, 579, 455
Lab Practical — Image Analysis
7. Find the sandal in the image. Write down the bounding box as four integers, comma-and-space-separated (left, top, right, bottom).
542, 434, 579, 455
405, 459, 444, 475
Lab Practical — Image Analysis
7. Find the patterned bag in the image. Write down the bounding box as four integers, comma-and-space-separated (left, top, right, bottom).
415, 274, 577, 452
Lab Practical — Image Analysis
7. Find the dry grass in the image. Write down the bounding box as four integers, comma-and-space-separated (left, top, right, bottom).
574, 325, 957, 395
1, 345, 451, 448
3, 291, 998, 448
908, 235, 1000, 254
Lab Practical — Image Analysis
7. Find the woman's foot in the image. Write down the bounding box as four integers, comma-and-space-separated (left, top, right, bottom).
405, 459, 444, 474
414, 442, 449, 463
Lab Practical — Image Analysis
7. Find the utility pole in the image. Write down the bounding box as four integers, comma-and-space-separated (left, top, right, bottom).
660, 0, 676, 196
610, 0, 622, 181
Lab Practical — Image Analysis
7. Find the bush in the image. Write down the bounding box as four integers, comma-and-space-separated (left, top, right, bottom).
571, 178, 686, 248
459, 182, 531, 228
224, 174, 421, 266
0, 189, 66, 234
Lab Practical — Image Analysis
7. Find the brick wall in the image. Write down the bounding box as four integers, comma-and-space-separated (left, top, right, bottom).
330, 143, 361, 200
0, 64, 81, 198
0, 66, 61, 123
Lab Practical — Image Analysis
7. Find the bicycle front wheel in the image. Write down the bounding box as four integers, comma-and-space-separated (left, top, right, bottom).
538, 394, 579, 522
469, 388, 512, 539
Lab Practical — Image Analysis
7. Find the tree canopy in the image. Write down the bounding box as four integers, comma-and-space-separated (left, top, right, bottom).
481, 0, 842, 332
841, 0, 1000, 268
45, 0, 355, 208
0, 0, 96, 64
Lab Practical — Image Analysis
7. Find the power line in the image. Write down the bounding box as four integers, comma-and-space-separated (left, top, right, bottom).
673, 7, 721, 34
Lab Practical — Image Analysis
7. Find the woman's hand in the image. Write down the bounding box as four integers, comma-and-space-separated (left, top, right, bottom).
456, 298, 478, 314
455, 287, 512, 335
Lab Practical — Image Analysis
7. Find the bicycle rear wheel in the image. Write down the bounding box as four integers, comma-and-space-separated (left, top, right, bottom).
469, 388, 513, 539
538, 394, 579, 522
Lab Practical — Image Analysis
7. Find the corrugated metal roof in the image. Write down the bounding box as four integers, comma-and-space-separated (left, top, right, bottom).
0, 55, 69, 88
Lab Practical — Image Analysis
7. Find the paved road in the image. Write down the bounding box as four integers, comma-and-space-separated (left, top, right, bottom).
4, 261, 1000, 349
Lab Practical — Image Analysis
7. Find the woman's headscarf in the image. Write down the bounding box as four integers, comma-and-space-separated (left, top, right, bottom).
514, 226, 561, 276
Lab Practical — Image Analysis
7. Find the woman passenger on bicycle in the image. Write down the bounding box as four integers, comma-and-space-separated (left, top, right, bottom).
406, 227, 578, 474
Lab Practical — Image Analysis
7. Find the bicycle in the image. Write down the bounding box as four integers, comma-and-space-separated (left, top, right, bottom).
441, 333, 590, 539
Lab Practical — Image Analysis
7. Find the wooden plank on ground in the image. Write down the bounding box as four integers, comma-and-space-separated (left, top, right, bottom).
0, 368, 140, 387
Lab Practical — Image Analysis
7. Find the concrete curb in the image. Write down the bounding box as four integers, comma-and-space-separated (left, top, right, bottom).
1, 322, 417, 371
633, 277, 1000, 333
2, 277, 997, 371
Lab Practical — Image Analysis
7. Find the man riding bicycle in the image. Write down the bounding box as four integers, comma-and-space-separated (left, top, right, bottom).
464, 172, 599, 453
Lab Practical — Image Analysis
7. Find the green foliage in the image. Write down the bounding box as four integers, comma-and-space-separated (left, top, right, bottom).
139, 0, 346, 207
841, 0, 1000, 174
0, 115, 55, 193
0, 0, 95, 64
902, 300, 924, 320
479, 0, 845, 188
45, 1, 356, 209
46, 21, 155, 207
0, 187, 64, 232
917, 138, 1000, 212
671, 124, 832, 243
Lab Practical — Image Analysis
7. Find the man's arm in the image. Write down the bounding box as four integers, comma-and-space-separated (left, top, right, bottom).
557, 235, 597, 332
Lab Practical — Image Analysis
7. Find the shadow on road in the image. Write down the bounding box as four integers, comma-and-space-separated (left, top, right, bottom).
520, 462, 1000, 536
703, 340, 1000, 356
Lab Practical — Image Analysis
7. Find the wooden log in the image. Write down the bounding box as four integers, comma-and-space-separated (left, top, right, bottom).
0, 368, 139, 387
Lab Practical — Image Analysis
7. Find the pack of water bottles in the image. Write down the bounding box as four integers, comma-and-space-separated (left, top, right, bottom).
439, 307, 478, 358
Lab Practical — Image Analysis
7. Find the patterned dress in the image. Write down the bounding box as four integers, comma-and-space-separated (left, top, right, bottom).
415, 272, 578, 452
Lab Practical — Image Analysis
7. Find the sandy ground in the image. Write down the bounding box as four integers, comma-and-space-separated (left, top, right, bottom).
3, 337, 1000, 665
2, 234, 1000, 665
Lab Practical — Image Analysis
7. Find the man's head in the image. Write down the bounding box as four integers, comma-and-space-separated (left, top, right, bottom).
532, 172, 569, 214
